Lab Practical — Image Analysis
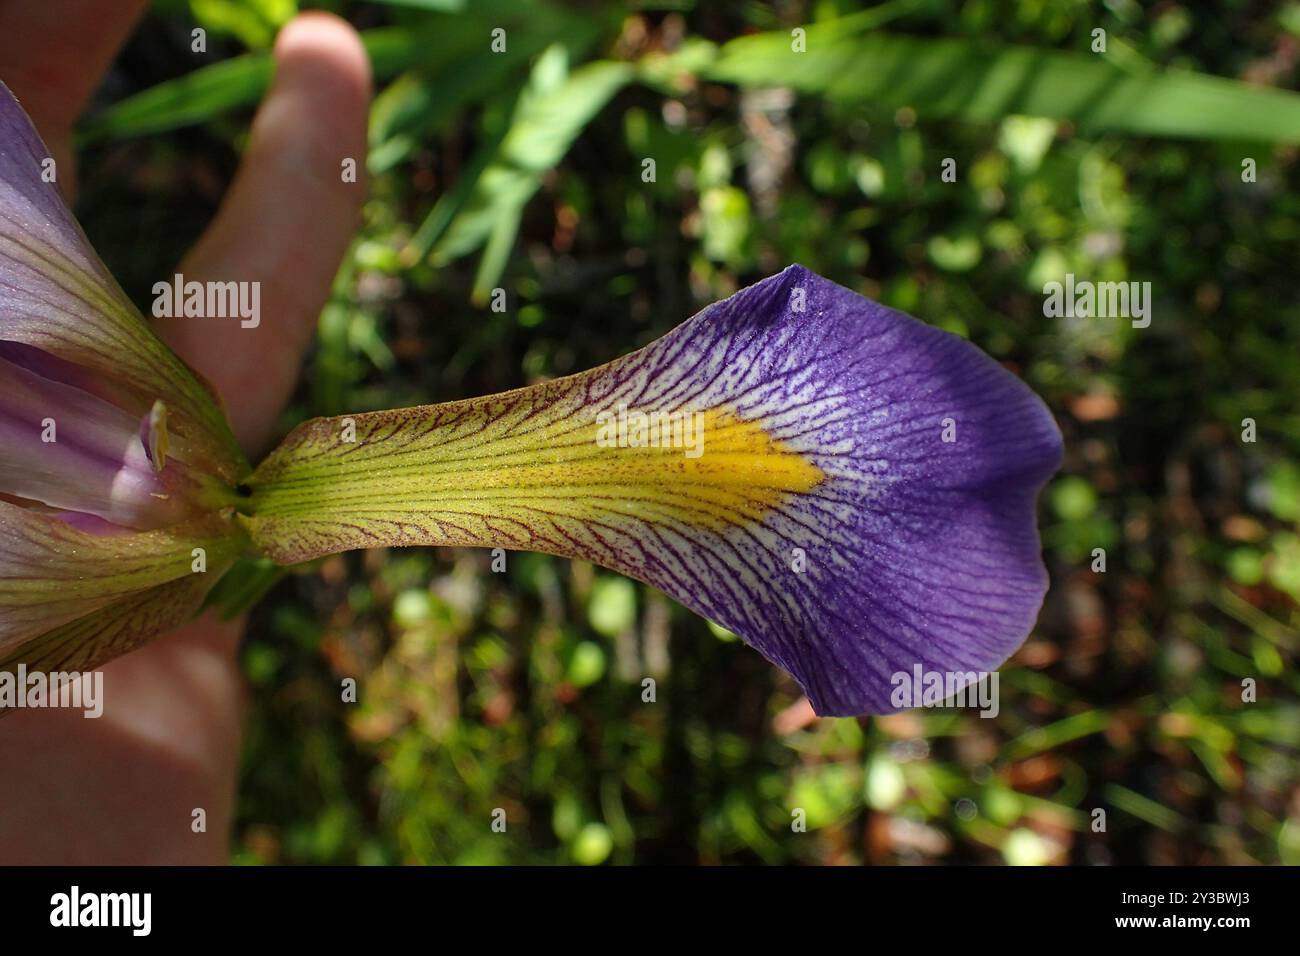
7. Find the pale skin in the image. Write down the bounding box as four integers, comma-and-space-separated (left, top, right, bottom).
0, 1, 372, 863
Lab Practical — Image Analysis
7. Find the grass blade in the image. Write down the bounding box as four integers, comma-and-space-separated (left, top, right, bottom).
707, 26, 1300, 142
429, 51, 632, 277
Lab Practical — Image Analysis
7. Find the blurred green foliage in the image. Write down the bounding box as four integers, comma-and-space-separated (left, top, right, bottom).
79, 0, 1300, 864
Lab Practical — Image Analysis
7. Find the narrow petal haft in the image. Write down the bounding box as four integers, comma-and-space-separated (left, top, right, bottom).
245, 266, 1062, 715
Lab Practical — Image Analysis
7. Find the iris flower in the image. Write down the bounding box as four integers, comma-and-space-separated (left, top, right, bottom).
0, 81, 1061, 716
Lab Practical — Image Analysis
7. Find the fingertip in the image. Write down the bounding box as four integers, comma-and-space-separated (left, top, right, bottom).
247, 11, 372, 189
273, 11, 372, 114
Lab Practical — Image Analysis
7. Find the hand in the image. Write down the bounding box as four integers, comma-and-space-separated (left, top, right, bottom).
0, 1, 371, 863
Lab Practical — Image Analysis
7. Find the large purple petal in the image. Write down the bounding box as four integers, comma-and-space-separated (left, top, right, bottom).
649, 265, 1063, 713
246, 266, 1062, 715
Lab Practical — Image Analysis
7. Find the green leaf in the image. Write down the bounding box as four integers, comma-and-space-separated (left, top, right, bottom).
398, 93, 518, 265
429, 50, 632, 293
202, 556, 291, 620
78, 20, 518, 143
707, 25, 1300, 142
1103, 783, 1188, 833
368, 16, 567, 173
588, 578, 637, 637
1002, 710, 1110, 761
189, 0, 296, 50
79, 53, 274, 143
82, 0, 610, 143
472, 199, 526, 304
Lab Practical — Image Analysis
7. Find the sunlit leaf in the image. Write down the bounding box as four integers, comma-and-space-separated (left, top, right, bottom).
708, 26, 1300, 142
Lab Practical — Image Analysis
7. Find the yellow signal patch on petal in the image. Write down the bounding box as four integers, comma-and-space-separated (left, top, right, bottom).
581, 406, 826, 528
243, 398, 824, 564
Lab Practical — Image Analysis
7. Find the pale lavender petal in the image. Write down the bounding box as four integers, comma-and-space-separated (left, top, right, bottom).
0, 351, 192, 528
0, 80, 245, 481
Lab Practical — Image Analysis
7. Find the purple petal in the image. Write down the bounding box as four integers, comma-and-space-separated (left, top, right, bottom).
0, 350, 192, 528
0, 81, 244, 481
247, 266, 1061, 716
647, 265, 1063, 714
548, 264, 1063, 714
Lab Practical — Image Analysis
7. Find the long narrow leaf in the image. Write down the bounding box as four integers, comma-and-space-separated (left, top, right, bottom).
79, 25, 444, 142
368, 32, 556, 174
79, 4, 596, 144
399, 88, 520, 266
431, 53, 633, 277
707, 27, 1300, 142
